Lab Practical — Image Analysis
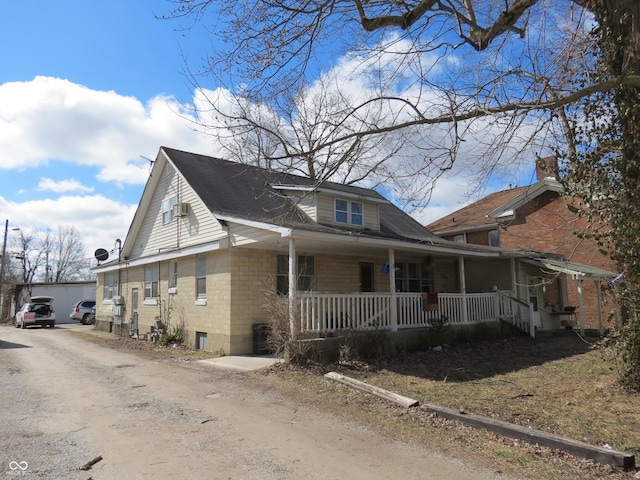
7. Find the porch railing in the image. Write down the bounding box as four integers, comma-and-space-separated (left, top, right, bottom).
298, 291, 530, 334
495, 289, 534, 338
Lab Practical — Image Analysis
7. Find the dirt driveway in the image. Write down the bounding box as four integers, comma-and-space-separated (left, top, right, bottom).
0, 323, 504, 480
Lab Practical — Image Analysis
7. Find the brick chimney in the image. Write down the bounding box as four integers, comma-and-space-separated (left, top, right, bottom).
536, 156, 558, 180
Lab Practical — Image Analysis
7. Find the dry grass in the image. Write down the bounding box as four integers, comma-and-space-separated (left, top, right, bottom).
75, 327, 640, 478
263, 332, 640, 480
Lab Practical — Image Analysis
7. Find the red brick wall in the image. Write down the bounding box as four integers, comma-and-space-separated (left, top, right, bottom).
499, 191, 616, 329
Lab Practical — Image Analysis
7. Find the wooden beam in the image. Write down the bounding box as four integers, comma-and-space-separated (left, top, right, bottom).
421, 402, 634, 471
324, 371, 419, 408
325, 371, 634, 470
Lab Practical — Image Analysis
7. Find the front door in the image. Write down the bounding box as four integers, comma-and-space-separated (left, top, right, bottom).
527, 277, 542, 328
131, 288, 139, 333
360, 263, 374, 292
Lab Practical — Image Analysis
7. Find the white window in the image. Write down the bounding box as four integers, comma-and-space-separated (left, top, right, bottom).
277, 255, 315, 295
162, 195, 178, 225
103, 271, 118, 299
168, 260, 178, 292
144, 264, 159, 299
196, 255, 207, 299
394, 262, 433, 293
335, 199, 363, 226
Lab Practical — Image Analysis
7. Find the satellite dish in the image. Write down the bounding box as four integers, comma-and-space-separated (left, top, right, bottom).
95, 248, 109, 263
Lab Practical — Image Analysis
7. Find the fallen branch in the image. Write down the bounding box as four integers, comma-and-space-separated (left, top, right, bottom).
80, 456, 103, 471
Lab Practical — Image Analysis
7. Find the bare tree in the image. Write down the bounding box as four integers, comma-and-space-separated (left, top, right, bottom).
8, 226, 91, 284
165, 2, 639, 206
12, 230, 44, 284
51, 226, 90, 282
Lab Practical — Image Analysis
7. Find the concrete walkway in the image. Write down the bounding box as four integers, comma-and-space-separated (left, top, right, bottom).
198, 355, 283, 372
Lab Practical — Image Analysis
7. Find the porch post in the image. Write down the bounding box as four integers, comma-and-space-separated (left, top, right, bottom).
577, 278, 585, 335
389, 248, 398, 331
459, 256, 468, 323
288, 238, 297, 339
596, 279, 604, 337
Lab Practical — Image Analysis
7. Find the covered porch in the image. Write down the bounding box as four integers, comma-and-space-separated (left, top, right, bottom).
278, 235, 537, 339
297, 289, 533, 336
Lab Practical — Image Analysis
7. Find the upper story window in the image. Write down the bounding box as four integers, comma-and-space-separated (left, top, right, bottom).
162, 195, 178, 225
488, 230, 500, 247
335, 199, 363, 226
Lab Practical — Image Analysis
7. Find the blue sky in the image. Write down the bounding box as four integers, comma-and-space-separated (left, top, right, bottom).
0, 1, 538, 263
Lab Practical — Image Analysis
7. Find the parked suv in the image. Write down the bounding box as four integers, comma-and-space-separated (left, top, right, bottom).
70, 300, 96, 325
14, 296, 56, 328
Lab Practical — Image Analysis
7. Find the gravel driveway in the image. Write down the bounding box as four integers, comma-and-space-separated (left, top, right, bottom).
0, 323, 502, 479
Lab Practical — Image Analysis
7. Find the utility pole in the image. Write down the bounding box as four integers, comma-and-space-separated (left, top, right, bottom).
0, 219, 8, 320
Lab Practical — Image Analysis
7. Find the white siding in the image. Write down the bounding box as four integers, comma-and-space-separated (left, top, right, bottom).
228, 224, 281, 246
286, 190, 317, 221
317, 193, 380, 230
130, 163, 226, 258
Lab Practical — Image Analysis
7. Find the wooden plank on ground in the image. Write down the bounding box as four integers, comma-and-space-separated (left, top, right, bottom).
324, 371, 634, 470
421, 402, 635, 471
324, 371, 419, 408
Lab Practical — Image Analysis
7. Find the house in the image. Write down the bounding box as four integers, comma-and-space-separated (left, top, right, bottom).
427, 157, 617, 332
92, 147, 611, 355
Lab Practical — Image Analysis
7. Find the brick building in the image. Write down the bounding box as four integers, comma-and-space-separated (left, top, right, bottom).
427, 158, 617, 330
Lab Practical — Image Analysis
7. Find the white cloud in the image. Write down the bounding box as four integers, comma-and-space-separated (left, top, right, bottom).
0, 194, 137, 263
37, 177, 94, 194
0, 76, 217, 259
0, 76, 212, 181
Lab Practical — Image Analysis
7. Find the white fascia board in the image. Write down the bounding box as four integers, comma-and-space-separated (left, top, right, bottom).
286, 228, 504, 258
93, 240, 225, 273
216, 215, 293, 236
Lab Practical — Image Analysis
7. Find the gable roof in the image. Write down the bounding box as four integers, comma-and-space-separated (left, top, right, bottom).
101, 146, 542, 271
162, 146, 444, 243
427, 187, 528, 234
427, 178, 564, 235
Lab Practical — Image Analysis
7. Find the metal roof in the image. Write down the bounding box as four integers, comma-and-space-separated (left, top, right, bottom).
524, 257, 616, 279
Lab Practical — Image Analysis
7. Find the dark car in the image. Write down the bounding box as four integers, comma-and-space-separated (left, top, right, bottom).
70, 300, 96, 325
14, 296, 56, 328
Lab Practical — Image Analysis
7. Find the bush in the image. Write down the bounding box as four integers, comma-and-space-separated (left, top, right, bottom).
614, 323, 640, 390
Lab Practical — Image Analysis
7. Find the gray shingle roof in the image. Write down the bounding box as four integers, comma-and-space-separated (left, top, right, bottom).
163, 147, 442, 243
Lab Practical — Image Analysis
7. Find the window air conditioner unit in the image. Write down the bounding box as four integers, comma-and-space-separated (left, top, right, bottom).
172, 202, 190, 217
113, 295, 125, 305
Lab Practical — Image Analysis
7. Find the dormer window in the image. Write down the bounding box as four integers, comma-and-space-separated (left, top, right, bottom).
335, 199, 363, 226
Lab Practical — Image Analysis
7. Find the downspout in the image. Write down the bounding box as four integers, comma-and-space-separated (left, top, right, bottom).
288, 238, 297, 340
388, 248, 397, 331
